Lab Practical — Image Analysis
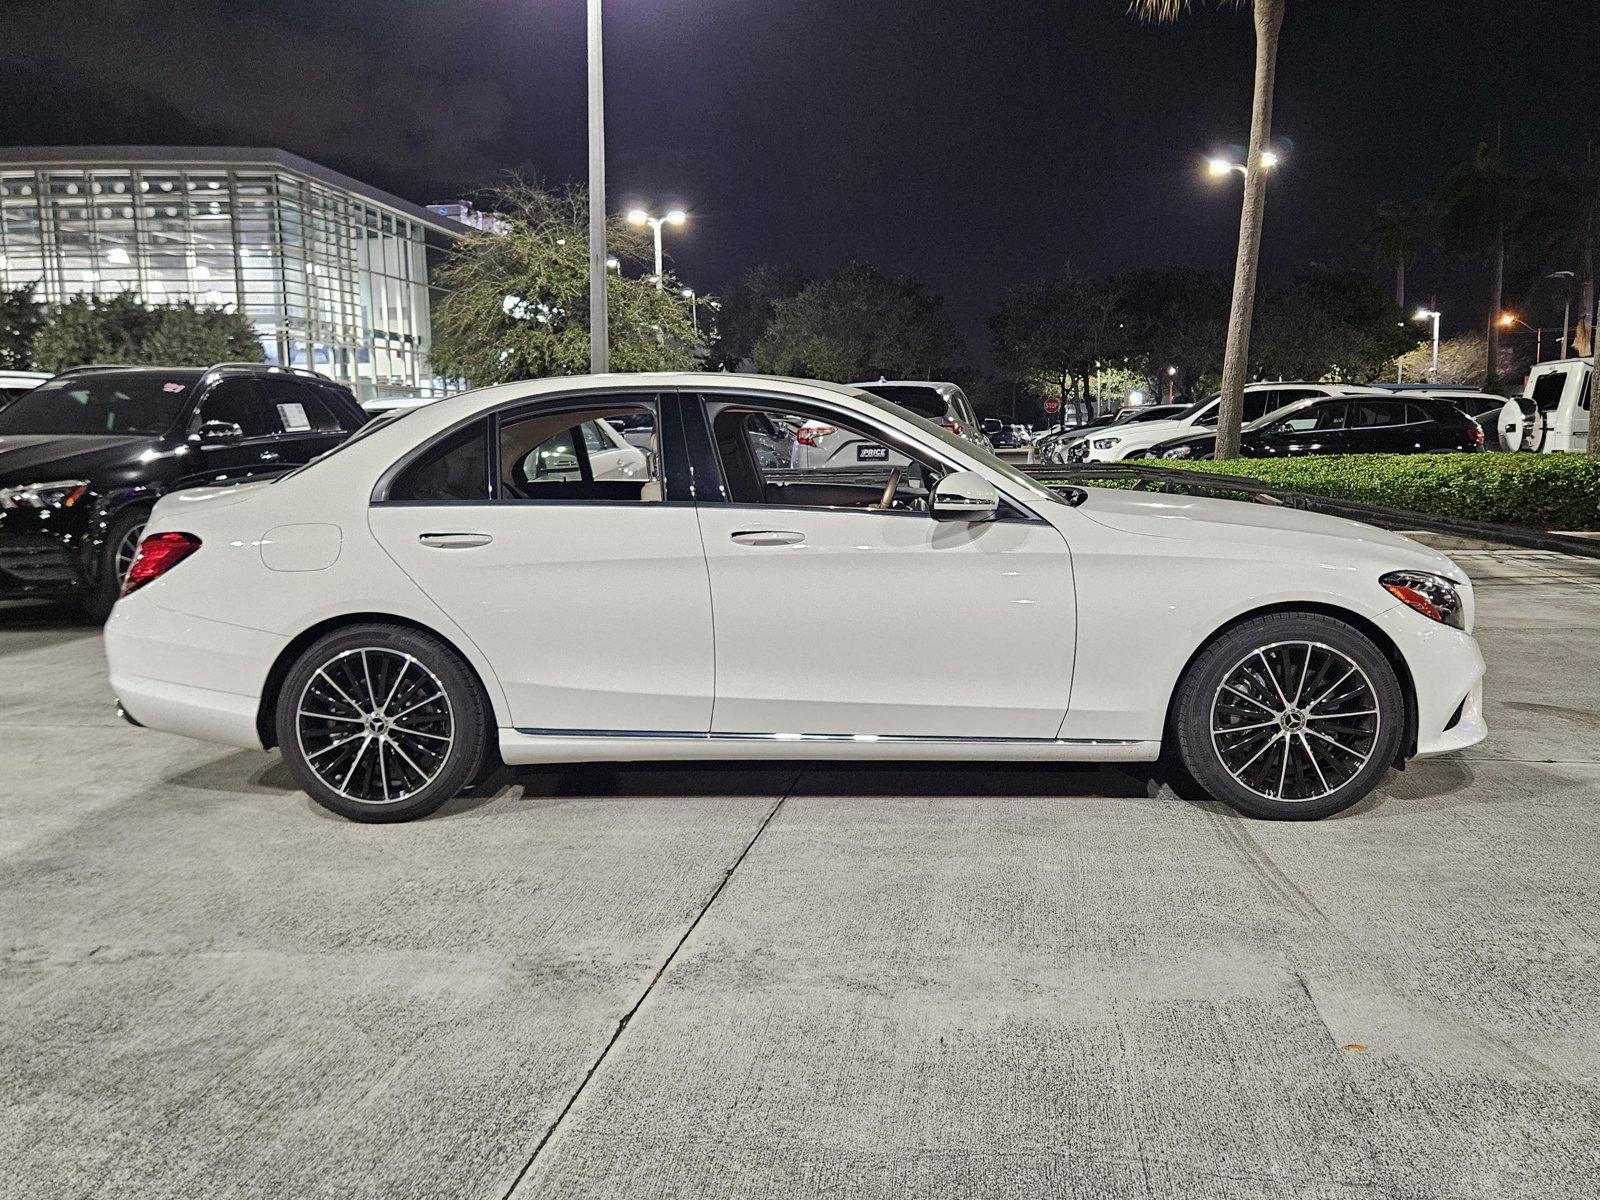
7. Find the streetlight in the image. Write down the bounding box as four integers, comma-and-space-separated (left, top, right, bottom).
586, 0, 608, 373
1499, 312, 1544, 362
680, 286, 699, 334
1548, 270, 1576, 357
1415, 308, 1441, 381
627, 208, 687, 290
1207, 149, 1278, 178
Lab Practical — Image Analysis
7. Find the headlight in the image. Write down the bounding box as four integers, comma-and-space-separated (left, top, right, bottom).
1091, 437, 1121, 450
1381, 570, 1465, 629
0, 480, 90, 510
1162, 446, 1194, 459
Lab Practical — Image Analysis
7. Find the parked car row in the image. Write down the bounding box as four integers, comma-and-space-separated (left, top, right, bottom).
0, 363, 368, 617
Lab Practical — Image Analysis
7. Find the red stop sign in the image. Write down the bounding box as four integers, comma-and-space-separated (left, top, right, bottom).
1043, 397, 1061, 414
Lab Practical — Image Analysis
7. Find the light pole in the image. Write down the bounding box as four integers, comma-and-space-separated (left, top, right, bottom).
1548, 270, 1576, 357
586, 0, 608, 373
680, 287, 699, 334
1415, 308, 1441, 381
627, 208, 686, 290
1499, 312, 1543, 362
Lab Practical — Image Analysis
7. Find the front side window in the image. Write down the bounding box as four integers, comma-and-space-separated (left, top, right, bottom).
708, 401, 934, 512
198, 379, 275, 438
1273, 403, 1346, 433
498, 402, 660, 502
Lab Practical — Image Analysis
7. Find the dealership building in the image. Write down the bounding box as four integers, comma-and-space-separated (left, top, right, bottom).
0, 146, 471, 400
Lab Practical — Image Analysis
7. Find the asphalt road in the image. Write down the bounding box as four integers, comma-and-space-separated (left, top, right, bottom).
2, 547, 1598, 1199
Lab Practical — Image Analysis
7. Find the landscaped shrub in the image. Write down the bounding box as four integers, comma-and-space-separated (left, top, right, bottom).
1040, 453, 1600, 530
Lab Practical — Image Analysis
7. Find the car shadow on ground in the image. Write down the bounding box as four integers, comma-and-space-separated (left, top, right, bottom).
0, 600, 101, 654
160, 749, 1483, 824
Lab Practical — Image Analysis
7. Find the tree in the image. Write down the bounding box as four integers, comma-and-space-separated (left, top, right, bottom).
1115, 267, 1231, 399
1129, 0, 1287, 460
0, 285, 43, 370
30, 293, 153, 372
752, 262, 964, 382
711, 263, 812, 370
1391, 332, 1523, 390
990, 271, 1127, 425
29, 294, 262, 372
1519, 153, 1599, 359
428, 181, 702, 386
1363, 199, 1433, 311
1437, 141, 1524, 387
1252, 266, 1417, 383
140, 303, 265, 366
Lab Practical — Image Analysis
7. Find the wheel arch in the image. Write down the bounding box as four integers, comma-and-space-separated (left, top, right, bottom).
255, 611, 500, 752
1163, 601, 1418, 764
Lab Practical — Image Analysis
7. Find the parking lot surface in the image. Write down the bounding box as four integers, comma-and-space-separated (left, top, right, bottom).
3, 547, 1599, 1199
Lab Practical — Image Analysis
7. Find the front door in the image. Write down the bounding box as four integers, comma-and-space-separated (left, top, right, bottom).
689, 394, 1076, 739
1254, 400, 1349, 457
367, 394, 714, 734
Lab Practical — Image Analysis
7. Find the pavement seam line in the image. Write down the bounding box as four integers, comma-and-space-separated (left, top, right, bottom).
495, 768, 803, 1200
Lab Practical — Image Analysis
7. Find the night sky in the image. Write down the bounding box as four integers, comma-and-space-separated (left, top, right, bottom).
3, 0, 1597, 355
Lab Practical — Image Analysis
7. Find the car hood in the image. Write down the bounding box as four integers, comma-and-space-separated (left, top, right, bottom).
0, 433, 156, 484
1077, 418, 1194, 448
1073, 486, 1460, 576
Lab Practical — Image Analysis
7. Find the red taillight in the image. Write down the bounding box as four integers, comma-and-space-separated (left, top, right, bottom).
796, 423, 837, 446
122, 532, 202, 596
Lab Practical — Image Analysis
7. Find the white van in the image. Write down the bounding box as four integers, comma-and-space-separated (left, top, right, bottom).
1498, 359, 1591, 453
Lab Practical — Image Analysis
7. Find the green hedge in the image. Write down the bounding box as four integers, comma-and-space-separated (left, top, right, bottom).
1041, 453, 1600, 530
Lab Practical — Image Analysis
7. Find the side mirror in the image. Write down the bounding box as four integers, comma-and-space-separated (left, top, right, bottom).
930, 470, 999, 522
191, 420, 244, 448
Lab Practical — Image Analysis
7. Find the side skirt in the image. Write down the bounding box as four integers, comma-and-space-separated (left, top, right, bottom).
499, 727, 1161, 766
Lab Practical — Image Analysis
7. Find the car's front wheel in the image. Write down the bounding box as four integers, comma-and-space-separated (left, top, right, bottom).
1175, 613, 1405, 820
81, 507, 148, 621
275, 624, 489, 822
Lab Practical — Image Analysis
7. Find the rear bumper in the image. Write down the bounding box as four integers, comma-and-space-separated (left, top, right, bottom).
105, 596, 286, 750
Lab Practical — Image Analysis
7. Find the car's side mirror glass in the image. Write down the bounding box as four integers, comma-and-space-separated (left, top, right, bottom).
191, 419, 244, 448
929, 471, 998, 522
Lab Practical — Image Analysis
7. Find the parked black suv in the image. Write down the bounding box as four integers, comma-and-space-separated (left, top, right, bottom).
0, 363, 368, 618
1147, 395, 1485, 461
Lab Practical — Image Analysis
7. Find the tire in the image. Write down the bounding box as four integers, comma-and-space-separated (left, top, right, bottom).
1174, 613, 1405, 820
274, 623, 489, 823
80, 507, 148, 622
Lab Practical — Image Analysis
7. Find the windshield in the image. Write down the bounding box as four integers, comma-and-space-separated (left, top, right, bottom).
856, 391, 1070, 508
1178, 395, 1220, 423
856, 385, 947, 420
0, 375, 195, 437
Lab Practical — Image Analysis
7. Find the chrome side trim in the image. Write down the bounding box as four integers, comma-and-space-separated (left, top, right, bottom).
513, 727, 1139, 747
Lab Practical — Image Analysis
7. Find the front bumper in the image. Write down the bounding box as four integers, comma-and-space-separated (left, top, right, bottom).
1372, 604, 1488, 758
0, 509, 94, 598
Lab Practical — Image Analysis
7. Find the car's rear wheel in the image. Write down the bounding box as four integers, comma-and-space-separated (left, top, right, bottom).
1175, 613, 1405, 820
275, 624, 488, 823
81, 508, 148, 621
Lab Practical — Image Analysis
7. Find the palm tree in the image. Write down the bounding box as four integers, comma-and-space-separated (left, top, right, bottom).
1129, 0, 1286, 460
1519, 154, 1599, 361
1436, 141, 1523, 387
1363, 199, 1433, 312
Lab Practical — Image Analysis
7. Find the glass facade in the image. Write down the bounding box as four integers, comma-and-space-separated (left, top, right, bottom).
0, 151, 462, 401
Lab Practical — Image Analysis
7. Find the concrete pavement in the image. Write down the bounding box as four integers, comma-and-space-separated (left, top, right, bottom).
2, 549, 1598, 1198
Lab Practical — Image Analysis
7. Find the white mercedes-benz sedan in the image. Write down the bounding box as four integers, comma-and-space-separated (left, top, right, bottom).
104, 373, 1487, 823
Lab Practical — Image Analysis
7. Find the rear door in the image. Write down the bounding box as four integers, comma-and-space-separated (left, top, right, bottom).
367, 392, 713, 733
1344, 400, 1414, 453
259, 377, 357, 466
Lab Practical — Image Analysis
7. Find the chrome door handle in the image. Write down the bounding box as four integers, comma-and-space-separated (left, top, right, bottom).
418, 531, 493, 549
258, 449, 281, 462
730, 529, 804, 547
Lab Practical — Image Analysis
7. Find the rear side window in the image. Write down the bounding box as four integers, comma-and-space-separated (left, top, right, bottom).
1530, 372, 1568, 411
1348, 401, 1407, 428
260, 378, 344, 435
1404, 403, 1435, 425
388, 421, 491, 502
